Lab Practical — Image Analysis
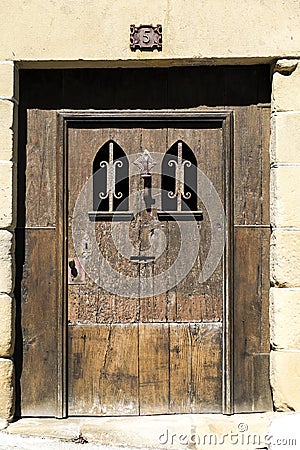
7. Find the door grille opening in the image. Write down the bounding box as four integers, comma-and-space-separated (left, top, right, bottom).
162, 140, 197, 211
93, 140, 129, 212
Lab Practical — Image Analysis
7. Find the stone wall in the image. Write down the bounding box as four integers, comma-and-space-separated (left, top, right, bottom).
0, 0, 300, 421
270, 59, 300, 412
0, 61, 18, 421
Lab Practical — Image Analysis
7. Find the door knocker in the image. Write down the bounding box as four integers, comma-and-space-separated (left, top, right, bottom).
133, 149, 157, 211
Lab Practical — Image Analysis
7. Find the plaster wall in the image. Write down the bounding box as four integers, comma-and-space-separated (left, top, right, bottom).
0, 0, 299, 428
0, 0, 299, 64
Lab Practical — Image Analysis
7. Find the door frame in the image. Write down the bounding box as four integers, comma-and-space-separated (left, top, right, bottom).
56, 109, 234, 417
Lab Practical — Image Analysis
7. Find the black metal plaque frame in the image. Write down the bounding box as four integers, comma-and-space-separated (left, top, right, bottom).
130, 24, 162, 51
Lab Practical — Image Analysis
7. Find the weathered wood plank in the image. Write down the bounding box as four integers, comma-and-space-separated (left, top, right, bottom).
252, 353, 273, 411
190, 323, 222, 413
20, 229, 58, 416
260, 106, 271, 229
68, 324, 139, 415
233, 226, 271, 412
68, 325, 110, 415
26, 110, 57, 227
233, 106, 270, 225
169, 323, 191, 413
139, 324, 169, 415
169, 323, 222, 413
98, 324, 139, 415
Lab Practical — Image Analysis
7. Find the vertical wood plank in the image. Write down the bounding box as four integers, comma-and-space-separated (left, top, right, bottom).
261, 224, 271, 354
26, 110, 57, 227
139, 324, 169, 415
234, 226, 260, 411
234, 227, 271, 412
170, 323, 223, 414
169, 324, 191, 413
234, 106, 269, 225
21, 229, 58, 416
68, 325, 110, 415
190, 324, 222, 413
260, 106, 271, 228
252, 353, 273, 411
99, 324, 139, 415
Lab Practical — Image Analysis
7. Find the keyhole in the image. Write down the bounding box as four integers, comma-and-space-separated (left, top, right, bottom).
69, 259, 78, 278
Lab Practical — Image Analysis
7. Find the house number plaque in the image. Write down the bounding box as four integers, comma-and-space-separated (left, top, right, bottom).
130, 24, 162, 51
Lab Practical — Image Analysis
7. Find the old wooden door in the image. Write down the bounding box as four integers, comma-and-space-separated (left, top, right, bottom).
65, 111, 231, 415
19, 89, 271, 417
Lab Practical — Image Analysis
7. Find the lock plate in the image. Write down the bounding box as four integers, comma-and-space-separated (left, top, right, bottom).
68, 257, 86, 285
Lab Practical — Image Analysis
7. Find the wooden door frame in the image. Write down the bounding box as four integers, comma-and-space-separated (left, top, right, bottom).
56, 110, 234, 417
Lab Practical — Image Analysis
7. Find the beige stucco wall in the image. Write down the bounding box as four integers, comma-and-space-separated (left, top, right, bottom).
0, 0, 299, 64
0, 0, 300, 424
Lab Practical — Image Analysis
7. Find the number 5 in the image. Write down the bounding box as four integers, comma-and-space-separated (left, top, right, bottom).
142, 29, 151, 44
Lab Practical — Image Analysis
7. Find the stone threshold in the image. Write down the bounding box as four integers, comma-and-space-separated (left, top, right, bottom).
0, 413, 274, 450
